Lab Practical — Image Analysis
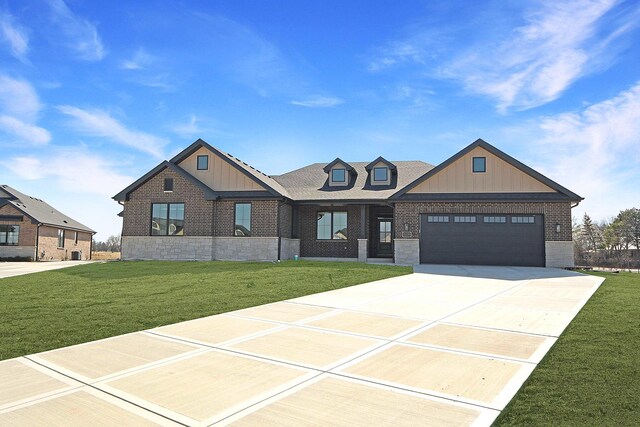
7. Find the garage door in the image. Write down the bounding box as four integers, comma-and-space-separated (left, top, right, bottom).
419, 214, 545, 267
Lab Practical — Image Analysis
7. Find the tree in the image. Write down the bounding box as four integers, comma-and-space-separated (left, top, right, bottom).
581, 213, 600, 251
615, 208, 640, 250
106, 235, 121, 252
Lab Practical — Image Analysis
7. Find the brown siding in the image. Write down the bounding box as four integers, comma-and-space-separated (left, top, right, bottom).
408, 146, 556, 194
123, 168, 214, 236
0, 204, 37, 247
37, 226, 92, 261
298, 205, 362, 258
394, 202, 572, 242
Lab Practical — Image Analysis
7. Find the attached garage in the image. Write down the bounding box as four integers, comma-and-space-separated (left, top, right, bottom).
419, 214, 545, 267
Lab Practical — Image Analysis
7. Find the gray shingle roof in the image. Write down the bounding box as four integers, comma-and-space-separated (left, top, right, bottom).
0, 185, 95, 233
272, 161, 434, 201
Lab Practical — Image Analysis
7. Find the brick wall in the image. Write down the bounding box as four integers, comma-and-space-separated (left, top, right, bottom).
394, 201, 573, 241
0, 204, 37, 246
37, 226, 92, 261
123, 168, 214, 236
279, 203, 293, 239
298, 205, 362, 258
213, 200, 278, 237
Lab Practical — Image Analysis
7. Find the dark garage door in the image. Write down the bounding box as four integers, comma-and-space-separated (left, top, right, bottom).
419, 214, 545, 267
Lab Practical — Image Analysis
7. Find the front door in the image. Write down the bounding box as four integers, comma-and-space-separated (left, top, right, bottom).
372, 216, 393, 257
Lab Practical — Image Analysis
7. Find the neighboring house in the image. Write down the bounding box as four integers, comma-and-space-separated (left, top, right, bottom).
114, 138, 582, 267
0, 185, 95, 261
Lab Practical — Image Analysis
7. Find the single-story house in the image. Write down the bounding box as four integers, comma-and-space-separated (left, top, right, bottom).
113, 138, 582, 267
0, 185, 95, 261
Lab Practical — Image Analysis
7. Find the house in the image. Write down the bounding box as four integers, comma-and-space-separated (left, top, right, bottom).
0, 185, 95, 261
113, 138, 582, 267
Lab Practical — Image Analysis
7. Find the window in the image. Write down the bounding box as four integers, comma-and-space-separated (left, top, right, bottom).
317, 211, 348, 240
484, 216, 506, 223
164, 178, 174, 192
454, 216, 476, 223
379, 220, 392, 243
512, 216, 535, 224
472, 157, 486, 173
331, 168, 346, 183
235, 203, 251, 236
57, 229, 65, 248
427, 215, 449, 223
197, 155, 209, 170
373, 167, 388, 182
151, 203, 184, 235
0, 225, 19, 246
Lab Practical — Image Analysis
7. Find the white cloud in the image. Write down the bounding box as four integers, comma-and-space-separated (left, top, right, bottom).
170, 115, 202, 136
57, 105, 168, 157
0, 12, 29, 61
0, 75, 50, 145
290, 96, 344, 108
526, 82, 640, 220
0, 116, 50, 145
120, 48, 154, 70
46, 0, 105, 61
369, 0, 638, 112
2, 150, 135, 239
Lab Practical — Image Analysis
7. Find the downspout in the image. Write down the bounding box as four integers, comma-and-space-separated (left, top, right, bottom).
211, 197, 219, 261
277, 200, 282, 261
118, 201, 125, 260
35, 223, 42, 261
89, 233, 94, 260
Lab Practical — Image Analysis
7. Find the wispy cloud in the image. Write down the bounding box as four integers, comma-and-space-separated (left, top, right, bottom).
57, 106, 167, 157
0, 11, 29, 61
46, 0, 105, 61
170, 115, 202, 137
290, 95, 344, 108
369, 0, 638, 112
120, 48, 154, 70
525, 81, 640, 219
0, 75, 50, 145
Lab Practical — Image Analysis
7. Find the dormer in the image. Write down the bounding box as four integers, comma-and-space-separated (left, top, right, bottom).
323, 158, 356, 187
365, 157, 397, 186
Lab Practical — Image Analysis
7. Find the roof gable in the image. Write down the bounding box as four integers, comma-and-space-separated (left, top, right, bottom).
170, 139, 288, 198
112, 161, 217, 202
322, 158, 355, 173
365, 156, 397, 171
391, 139, 583, 200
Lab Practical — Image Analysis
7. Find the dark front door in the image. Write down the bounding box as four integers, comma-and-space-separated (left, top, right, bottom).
372, 216, 393, 258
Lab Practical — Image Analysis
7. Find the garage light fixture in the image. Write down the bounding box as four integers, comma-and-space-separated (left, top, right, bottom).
556, 223, 561, 233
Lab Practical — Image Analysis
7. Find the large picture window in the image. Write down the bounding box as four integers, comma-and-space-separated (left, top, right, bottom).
0, 225, 19, 246
317, 211, 347, 240
151, 203, 184, 236
235, 203, 251, 236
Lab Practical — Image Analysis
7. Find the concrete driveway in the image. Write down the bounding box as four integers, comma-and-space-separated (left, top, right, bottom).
0, 266, 603, 426
0, 261, 90, 279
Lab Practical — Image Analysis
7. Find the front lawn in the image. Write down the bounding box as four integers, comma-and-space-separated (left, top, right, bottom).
0, 260, 410, 360
495, 271, 640, 426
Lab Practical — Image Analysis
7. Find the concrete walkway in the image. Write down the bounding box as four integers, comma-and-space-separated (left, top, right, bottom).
0, 261, 91, 279
0, 266, 603, 426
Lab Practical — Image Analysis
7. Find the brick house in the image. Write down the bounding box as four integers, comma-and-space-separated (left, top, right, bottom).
0, 185, 95, 261
114, 138, 582, 267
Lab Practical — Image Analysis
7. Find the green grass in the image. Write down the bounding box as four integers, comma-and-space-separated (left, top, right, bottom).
495, 271, 640, 426
0, 260, 410, 360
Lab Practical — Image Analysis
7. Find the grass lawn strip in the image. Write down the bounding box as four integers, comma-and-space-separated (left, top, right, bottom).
0, 260, 410, 360
494, 271, 640, 426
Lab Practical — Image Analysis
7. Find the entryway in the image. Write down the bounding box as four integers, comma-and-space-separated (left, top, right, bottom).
370, 206, 393, 258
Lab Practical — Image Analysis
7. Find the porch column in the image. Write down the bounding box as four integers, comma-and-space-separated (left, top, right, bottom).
358, 205, 367, 262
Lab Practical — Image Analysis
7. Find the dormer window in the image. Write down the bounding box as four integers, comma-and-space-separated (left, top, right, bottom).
373, 167, 388, 182
331, 168, 346, 183
323, 158, 355, 188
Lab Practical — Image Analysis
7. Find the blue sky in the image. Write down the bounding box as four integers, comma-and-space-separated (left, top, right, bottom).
1, 0, 639, 240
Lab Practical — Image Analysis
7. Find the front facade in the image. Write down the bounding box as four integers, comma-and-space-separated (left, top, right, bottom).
114, 139, 582, 267
0, 185, 95, 261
